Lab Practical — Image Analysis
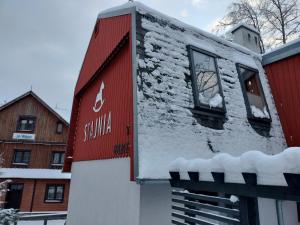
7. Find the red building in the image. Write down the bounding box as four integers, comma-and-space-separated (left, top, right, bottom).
263, 39, 300, 147
64, 2, 288, 225
0, 91, 70, 212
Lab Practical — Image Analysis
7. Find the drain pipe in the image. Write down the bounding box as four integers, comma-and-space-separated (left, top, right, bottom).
276, 200, 284, 225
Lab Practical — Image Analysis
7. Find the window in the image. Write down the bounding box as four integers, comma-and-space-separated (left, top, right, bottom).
255, 36, 258, 45
188, 46, 225, 113
236, 64, 271, 121
17, 116, 36, 132
45, 184, 64, 202
56, 122, 63, 134
50, 152, 65, 169
248, 33, 251, 42
12, 150, 31, 167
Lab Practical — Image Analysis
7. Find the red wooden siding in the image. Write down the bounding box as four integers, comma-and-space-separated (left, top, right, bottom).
64, 14, 134, 179
74, 40, 133, 161
264, 54, 300, 146
75, 15, 131, 95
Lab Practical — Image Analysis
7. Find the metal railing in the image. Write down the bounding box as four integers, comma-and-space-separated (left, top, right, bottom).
14, 212, 67, 225
172, 190, 240, 225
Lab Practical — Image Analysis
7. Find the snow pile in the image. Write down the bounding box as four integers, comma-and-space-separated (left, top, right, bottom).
169, 147, 300, 186
208, 94, 223, 108
251, 105, 270, 119
0, 168, 71, 179
230, 195, 239, 203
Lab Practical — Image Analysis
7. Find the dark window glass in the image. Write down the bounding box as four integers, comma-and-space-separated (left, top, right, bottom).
190, 49, 224, 110
51, 152, 65, 165
248, 33, 251, 41
17, 116, 36, 132
255, 36, 258, 45
50, 152, 65, 169
45, 185, 64, 202
12, 150, 31, 166
237, 65, 270, 120
56, 122, 63, 134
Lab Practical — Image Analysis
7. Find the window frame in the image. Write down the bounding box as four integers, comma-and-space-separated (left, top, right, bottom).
188, 45, 226, 115
12, 149, 31, 167
56, 122, 63, 134
44, 184, 65, 203
50, 151, 65, 169
236, 63, 272, 123
16, 116, 36, 132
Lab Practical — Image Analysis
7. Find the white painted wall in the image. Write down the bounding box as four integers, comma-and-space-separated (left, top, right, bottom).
258, 198, 278, 225
282, 200, 300, 225
258, 198, 300, 225
66, 158, 140, 225
140, 183, 173, 225
232, 28, 261, 53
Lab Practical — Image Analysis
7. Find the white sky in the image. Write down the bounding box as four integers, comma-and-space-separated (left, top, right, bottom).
0, 0, 232, 121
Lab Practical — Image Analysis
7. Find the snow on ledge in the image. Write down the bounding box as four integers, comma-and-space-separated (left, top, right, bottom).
0, 168, 71, 180
169, 147, 300, 186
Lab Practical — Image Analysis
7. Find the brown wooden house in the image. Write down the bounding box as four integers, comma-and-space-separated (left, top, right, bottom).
0, 91, 70, 212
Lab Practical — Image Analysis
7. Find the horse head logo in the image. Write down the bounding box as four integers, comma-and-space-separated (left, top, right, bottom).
92, 81, 105, 113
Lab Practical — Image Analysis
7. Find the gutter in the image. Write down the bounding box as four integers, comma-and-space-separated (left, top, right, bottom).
136, 178, 169, 185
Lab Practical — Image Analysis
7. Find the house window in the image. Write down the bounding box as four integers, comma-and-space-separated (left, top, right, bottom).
188, 46, 225, 112
45, 184, 64, 202
12, 150, 31, 168
56, 122, 63, 134
248, 33, 251, 42
17, 116, 36, 132
236, 64, 271, 121
50, 152, 65, 169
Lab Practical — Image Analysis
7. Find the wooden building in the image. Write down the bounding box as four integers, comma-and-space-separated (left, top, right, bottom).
263, 39, 300, 147
0, 91, 70, 212
63, 2, 287, 225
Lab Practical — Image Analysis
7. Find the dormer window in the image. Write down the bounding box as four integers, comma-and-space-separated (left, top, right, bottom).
17, 116, 36, 132
236, 64, 271, 122
188, 46, 225, 113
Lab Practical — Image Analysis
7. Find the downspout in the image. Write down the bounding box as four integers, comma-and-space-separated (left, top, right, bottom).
276, 200, 284, 225
30, 179, 37, 212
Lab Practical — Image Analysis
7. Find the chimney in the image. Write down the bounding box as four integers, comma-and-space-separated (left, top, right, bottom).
230, 23, 262, 54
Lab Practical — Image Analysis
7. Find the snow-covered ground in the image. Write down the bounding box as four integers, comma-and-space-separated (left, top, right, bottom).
16, 220, 65, 225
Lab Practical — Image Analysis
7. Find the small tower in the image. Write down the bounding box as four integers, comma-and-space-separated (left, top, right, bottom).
231, 23, 262, 53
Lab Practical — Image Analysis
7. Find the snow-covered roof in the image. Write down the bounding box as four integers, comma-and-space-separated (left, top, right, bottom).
169, 147, 300, 186
0, 168, 71, 179
229, 23, 260, 35
134, 2, 285, 180
262, 38, 300, 65
98, 1, 260, 58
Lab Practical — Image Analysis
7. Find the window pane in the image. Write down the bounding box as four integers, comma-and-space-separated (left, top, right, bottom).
23, 152, 31, 163
57, 123, 63, 133
240, 67, 270, 119
192, 51, 222, 108
14, 152, 22, 163
52, 153, 61, 164
20, 120, 27, 130
60, 153, 65, 164
47, 186, 56, 200
56, 186, 64, 200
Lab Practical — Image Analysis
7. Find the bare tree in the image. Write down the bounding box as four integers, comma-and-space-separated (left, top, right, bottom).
262, 0, 300, 44
214, 0, 300, 50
